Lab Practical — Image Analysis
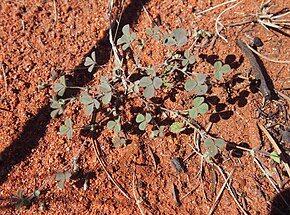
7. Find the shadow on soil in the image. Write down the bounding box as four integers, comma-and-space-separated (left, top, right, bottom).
270, 187, 290, 215
0, 0, 152, 186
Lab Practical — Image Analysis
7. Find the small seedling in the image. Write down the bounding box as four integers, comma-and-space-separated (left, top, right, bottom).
213, 61, 231, 81
80, 92, 100, 116
107, 116, 121, 133
54, 76, 67, 96
112, 136, 126, 147
203, 138, 226, 156
170, 122, 185, 133
151, 125, 165, 138
136, 113, 152, 131
139, 76, 162, 99
270, 151, 280, 163
117, 24, 137, 50
59, 118, 73, 139
12, 190, 31, 209
185, 73, 208, 95
50, 96, 65, 118
189, 97, 209, 119
56, 171, 72, 189
84, 51, 97, 73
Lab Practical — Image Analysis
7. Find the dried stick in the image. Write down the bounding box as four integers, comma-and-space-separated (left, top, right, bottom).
257, 123, 290, 177
208, 168, 235, 215
196, 0, 238, 14
215, 0, 243, 43
91, 138, 131, 199
246, 43, 290, 64
215, 165, 249, 215
253, 157, 290, 210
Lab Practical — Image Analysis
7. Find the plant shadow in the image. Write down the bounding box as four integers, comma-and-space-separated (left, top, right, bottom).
0, 0, 152, 186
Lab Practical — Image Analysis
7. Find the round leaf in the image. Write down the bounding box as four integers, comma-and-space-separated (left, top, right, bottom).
144, 85, 155, 99
220, 64, 231, 73
170, 122, 184, 133
136, 114, 145, 123
139, 77, 152, 87
215, 138, 226, 149
107, 121, 116, 130
204, 138, 214, 148
153, 77, 162, 89
199, 103, 209, 115
214, 61, 222, 71
185, 79, 197, 91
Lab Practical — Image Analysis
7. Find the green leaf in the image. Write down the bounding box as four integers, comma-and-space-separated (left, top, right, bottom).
107, 120, 116, 130
84, 103, 94, 116
170, 122, 184, 133
220, 64, 231, 73
207, 145, 218, 156
102, 92, 112, 105
139, 121, 147, 130
145, 113, 152, 123
136, 114, 145, 123
204, 138, 214, 148
139, 77, 152, 87
189, 107, 198, 118
174, 28, 187, 47
122, 24, 130, 36
214, 61, 222, 71
144, 85, 155, 98
153, 77, 162, 89
114, 122, 121, 133
193, 97, 204, 106
184, 49, 190, 58
185, 79, 197, 91
270, 151, 280, 163
195, 84, 208, 95
80, 92, 93, 104
199, 103, 209, 115
146, 27, 153, 35
214, 71, 223, 81
215, 138, 226, 149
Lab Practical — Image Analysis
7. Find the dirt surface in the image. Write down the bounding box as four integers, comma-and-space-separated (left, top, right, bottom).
0, 0, 290, 214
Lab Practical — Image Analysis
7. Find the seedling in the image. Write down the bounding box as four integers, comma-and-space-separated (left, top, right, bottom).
189, 97, 209, 119
117, 24, 137, 50
136, 113, 152, 130
80, 92, 100, 116
56, 171, 72, 189
84, 51, 97, 73
54, 76, 67, 96
12, 190, 31, 209
185, 73, 208, 95
139, 76, 162, 99
59, 118, 73, 139
107, 116, 121, 133
151, 125, 165, 138
203, 138, 226, 156
213, 61, 231, 81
